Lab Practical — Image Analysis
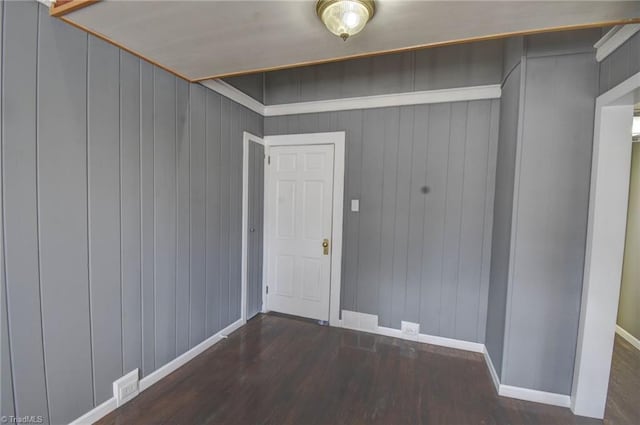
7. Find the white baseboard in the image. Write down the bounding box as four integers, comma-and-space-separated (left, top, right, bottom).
140, 318, 244, 390
69, 397, 117, 425
417, 333, 484, 353
499, 385, 571, 408
342, 310, 484, 353
483, 347, 501, 393
616, 325, 640, 351
70, 318, 245, 424
480, 345, 571, 408
340, 311, 571, 409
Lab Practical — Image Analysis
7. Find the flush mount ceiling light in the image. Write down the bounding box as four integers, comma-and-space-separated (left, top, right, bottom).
316, 0, 375, 41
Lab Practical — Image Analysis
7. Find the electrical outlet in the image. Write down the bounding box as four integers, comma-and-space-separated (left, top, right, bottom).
113, 369, 139, 407
401, 321, 420, 341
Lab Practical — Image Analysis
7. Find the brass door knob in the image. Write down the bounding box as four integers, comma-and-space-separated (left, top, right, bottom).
322, 239, 330, 255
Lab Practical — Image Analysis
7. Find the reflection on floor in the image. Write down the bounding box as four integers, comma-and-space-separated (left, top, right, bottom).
605, 334, 640, 425
96, 313, 608, 425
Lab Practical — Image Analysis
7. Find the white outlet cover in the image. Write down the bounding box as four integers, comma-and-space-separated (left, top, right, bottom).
401, 321, 420, 340
113, 369, 140, 407
351, 199, 359, 212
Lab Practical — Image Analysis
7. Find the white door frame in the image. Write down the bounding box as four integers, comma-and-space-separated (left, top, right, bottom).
241, 131, 265, 323
262, 132, 346, 326
571, 71, 640, 419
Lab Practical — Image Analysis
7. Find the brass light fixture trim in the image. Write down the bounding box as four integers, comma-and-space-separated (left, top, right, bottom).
316, 0, 376, 41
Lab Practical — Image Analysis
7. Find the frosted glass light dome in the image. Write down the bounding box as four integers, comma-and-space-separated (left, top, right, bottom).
316, 0, 375, 41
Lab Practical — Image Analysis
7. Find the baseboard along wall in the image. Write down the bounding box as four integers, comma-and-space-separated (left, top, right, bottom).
340, 310, 572, 408
70, 318, 245, 425
72, 310, 576, 423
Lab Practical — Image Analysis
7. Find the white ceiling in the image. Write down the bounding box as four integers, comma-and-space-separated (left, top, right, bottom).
65, 1, 640, 81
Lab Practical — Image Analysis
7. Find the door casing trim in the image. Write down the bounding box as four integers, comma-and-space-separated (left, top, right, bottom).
262, 132, 346, 326
242, 132, 266, 323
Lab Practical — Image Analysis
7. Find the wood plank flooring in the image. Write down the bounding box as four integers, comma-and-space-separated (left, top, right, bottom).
96, 313, 632, 424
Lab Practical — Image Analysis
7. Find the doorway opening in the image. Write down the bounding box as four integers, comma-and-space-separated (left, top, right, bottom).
571, 73, 640, 419
262, 132, 345, 325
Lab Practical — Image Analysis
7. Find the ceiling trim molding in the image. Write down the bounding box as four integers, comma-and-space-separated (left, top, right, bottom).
262, 85, 501, 116
199, 79, 265, 115
50, 0, 99, 17
191, 18, 640, 81
199, 80, 501, 117
594, 24, 640, 62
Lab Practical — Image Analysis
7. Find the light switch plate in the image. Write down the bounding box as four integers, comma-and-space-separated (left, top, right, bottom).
351, 199, 360, 212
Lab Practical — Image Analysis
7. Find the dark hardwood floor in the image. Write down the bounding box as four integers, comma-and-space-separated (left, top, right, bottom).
96, 314, 631, 425
604, 334, 640, 425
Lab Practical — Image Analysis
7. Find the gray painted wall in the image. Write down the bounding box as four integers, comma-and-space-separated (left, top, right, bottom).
484, 42, 522, 378
265, 99, 499, 342
223, 73, 265, 103
618, 143, 640, 340
599, 30, 640, 94
491, 30, 600, 395
247, 142, 265, 319
264, 40, 503, 105
0, 3, 262, 423
0, 0, 13, 420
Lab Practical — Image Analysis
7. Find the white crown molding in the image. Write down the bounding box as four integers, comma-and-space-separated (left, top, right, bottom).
594, 24, 640, 62
69, 318, 245, 425
200, 80, 501, 117
262, 85, 501, 117
616, 325, 640, 351
200, 79, 265, 115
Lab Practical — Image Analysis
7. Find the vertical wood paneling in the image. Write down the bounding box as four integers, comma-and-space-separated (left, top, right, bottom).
477, 100, 499, 343
265, 102, 497, 342
455, 100, 491, 342
404, 105, 429, 324
205, 92, 222, 336
37, 7, 93, 422
2, 5, 260, 417
439, 102, 467, 337
153, 69, 177, 368
378, 108, 400, 327
357, 109, 385, 315
87, 36, 122, 404
175, 79, 190, 355
2, 2, 48, 421
504, 52, 597, 394
120, 51, 142, 375
419, 104, 450, 336
339, 110, 363, 312
599, 31, 640, 94
0, 2, 15, 419
189, 85, 206, 346
390, 107, 414, 328
228, 104, 243, 324
218, 98, 231, 328
485, 66, 520, 377
139, 60, 155, 376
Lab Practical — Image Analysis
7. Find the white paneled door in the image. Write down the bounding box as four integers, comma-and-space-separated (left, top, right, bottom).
266, 144, 335, 321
